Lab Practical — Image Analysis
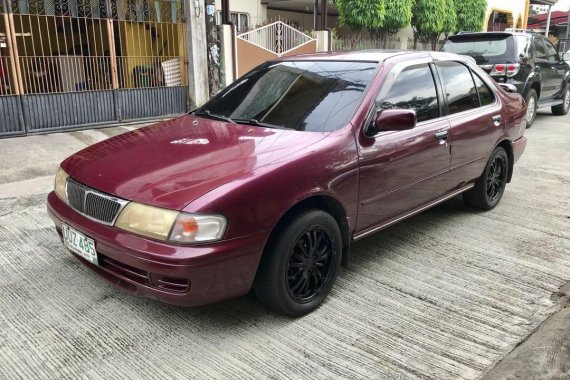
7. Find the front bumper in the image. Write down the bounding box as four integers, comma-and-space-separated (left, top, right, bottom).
47, 191, 266, 306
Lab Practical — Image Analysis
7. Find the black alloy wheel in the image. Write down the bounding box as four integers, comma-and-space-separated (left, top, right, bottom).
486, 153, 508, 204
254, 209, 342, 316
463, 147, 509, 210
286, 227, 335, 303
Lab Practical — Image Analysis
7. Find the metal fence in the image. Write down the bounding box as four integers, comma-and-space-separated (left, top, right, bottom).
0, 0, 188, 137
331, 34, 446, 52
332, 35, 402, 51
238, 20, 313, 56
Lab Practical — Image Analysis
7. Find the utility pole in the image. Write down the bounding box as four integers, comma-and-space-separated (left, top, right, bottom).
184, 0, 209, 107
205, 0, 221, 96
545, 5, 553, 37
566, 5, 570, 40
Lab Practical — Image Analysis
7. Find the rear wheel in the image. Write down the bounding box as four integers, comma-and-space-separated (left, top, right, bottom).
525, 89, 538, 128
463, 147, 509, 210
254, 209, 342, 317
552, 86, 570, 116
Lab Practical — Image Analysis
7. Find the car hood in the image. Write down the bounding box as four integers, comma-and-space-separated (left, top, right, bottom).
62, 115, 327, 210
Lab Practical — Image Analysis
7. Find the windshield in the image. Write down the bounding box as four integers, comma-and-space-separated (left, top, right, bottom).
442, 36, 514, 59
197, 60, 378, 132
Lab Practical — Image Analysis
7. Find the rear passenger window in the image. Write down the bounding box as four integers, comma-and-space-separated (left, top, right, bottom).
473, 74, 495, 106
534, 38, 547, 59
545, 40, 559, 62
378, 64, 439, 123
437, 61, 479, 114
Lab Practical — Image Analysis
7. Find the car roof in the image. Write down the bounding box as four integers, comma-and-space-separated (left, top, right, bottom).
275, 49, 472, 64
449, 31, 536, 40
274, 50, 423, 63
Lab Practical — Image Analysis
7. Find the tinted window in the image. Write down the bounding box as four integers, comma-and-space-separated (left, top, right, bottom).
378, 64, 439, 123
473, 74, 495, 106
442, 36, 513, 58
199, 61, 377, 132
545, 40, 559, 62
534, 38, 547, 59
437, 62, 479, 114
515, 36, 532, 58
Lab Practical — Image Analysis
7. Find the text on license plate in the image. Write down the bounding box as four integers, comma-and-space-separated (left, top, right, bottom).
62, 224, 98, 265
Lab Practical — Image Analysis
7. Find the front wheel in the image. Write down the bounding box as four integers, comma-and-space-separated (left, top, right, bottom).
253, 209, 342, 317
463, 147, 509, 210
552, 86, 570, 116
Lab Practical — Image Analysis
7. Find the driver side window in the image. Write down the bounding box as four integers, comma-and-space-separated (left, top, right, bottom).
378, 64, 440, 123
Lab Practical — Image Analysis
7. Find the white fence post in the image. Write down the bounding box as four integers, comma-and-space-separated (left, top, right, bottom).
219, 24, 234, 87
313, 30, 330, 52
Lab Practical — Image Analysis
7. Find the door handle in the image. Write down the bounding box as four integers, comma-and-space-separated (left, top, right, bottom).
435, 130, 448, 141
492, 115, 501, 127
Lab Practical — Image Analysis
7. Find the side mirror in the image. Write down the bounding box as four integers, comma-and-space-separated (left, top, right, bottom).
365, 109, 416, 137
498, 83, 518, 93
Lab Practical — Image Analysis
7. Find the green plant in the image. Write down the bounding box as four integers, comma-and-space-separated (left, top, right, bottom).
442, 0, 457, 36
411, 0, 444, 50
374, 0, 414, 47
331, 0, 386, 34
455, 0, 487, 33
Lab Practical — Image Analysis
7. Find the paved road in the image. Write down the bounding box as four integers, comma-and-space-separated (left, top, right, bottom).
0, 112, 569, 379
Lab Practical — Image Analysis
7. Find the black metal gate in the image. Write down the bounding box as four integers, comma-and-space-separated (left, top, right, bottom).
0, 0, 188, 137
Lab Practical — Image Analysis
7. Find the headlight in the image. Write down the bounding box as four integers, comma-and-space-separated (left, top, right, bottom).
54, 167, 69, 203
115, 202, 179, 240
115, 202, 227, 243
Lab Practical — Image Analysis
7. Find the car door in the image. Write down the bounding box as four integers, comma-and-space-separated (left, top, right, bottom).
356, 61, 454, 234
533, 37, 556, 99
435, 61, 504, 186
544, 38, 567, 98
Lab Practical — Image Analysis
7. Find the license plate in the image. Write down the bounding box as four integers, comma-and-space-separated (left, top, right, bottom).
62, 224, 98, 265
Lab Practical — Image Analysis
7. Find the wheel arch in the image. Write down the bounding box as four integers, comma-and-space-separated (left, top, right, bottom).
497, 139, 514, 182
527, 80, 541, 100
263, 194, 351, 268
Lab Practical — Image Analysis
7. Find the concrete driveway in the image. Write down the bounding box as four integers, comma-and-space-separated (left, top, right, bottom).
0, 112, 569, 379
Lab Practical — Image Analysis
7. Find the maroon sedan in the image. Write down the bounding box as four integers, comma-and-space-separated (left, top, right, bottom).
47, 51, 527, 316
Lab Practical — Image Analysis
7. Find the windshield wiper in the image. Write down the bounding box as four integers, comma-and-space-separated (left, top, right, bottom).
194, 110, 234, 123
233, 118, 293, 130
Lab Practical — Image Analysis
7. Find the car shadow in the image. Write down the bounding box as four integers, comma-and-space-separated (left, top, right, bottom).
127, 195, 479, 328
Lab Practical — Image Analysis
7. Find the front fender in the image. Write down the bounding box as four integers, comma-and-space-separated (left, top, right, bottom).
183, 132, 360, 242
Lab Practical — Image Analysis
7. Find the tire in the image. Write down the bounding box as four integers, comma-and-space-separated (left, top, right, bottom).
253, 209, 342, 317
525, 89, 538, 128
552, 86, 570, 116
463, 147, 509, 210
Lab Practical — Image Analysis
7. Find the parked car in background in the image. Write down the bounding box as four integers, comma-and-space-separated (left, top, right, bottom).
442, 30, 570, 127
47, 51, 527, 316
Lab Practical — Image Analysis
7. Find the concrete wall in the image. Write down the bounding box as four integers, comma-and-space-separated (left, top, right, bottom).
484, 0, 529, 30
265, 9, 348, 34
214, 0, 267, 27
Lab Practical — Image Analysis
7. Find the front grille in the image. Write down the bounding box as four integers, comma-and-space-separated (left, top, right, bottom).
67, 180, 87, 213
66, 179, 128, 225
85, 192, 122, 224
